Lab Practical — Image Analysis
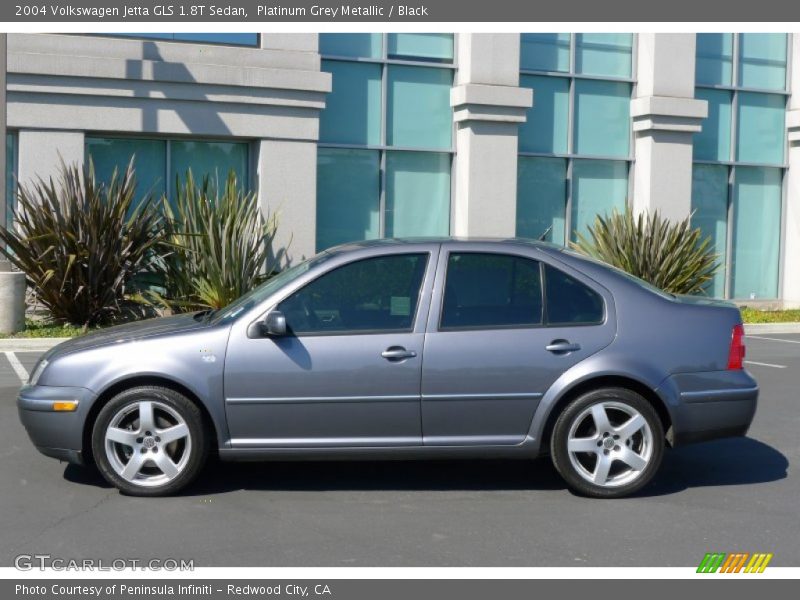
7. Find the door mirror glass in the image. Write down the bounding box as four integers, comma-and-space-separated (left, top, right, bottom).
264, 311, 287, 336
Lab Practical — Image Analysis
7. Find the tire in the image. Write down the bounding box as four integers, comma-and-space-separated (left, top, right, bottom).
550, 387, 664, 499
91, 386, 209, 497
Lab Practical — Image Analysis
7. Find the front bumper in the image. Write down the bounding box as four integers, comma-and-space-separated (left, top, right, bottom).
657, 370, 758, 446
17, 384, 97, 465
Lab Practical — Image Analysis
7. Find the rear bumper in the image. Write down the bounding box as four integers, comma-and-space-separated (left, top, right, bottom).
17, 384, 95, 465
657, 370, 758, 447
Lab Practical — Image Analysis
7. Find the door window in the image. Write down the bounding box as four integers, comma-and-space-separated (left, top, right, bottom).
278, 254, 428, 335
440, 253, 543, 330
544, 264, 605, 324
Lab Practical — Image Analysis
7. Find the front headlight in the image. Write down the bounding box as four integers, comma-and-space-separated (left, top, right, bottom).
28, 359, 49, 386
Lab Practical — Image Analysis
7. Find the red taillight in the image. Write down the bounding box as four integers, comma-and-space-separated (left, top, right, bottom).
728, 324, 746, 370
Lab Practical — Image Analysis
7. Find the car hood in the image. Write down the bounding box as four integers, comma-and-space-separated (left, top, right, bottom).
44, 312, 211, 360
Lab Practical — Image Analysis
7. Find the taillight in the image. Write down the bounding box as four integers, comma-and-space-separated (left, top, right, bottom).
728, 324, 746, 370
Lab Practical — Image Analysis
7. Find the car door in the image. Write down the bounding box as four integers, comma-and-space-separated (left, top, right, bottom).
223, 246, 438, 448
420, 244, 616, 446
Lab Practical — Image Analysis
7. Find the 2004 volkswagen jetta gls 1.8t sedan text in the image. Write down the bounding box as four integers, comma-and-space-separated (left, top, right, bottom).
18, 239, 758, 498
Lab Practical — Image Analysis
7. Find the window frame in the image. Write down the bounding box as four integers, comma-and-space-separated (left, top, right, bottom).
275, 252, 432, 338
692, 33, 791, 300
89, 33, 261, 47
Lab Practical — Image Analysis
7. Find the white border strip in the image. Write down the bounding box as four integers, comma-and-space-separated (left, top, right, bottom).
3, 351, 29, 383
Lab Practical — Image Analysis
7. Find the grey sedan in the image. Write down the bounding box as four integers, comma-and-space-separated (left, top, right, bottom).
18, 239, 758, 498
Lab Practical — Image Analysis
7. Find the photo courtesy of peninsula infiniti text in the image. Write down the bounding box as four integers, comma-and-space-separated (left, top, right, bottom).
18, 239, 758, 498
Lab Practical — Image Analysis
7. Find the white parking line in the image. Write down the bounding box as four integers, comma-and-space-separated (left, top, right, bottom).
744, 360, 787, 369
4, 351, 29, 383
748, 335, 800, 344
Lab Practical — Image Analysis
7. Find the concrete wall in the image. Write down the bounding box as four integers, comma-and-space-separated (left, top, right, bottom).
782, 33, 800, 307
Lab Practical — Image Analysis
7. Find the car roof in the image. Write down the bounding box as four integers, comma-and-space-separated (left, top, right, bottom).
326, 237, 563, 252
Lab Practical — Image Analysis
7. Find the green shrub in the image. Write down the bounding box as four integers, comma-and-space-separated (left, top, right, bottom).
153, 170, 282, 311
0, 159, 166, 326
571, 209, 719, 295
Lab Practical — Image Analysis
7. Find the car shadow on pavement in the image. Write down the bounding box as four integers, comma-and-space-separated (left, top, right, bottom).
63, 436, 786, 498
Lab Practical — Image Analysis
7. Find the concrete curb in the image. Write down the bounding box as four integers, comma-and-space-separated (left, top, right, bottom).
744, 323, 800, 335
0, 338, 70, 352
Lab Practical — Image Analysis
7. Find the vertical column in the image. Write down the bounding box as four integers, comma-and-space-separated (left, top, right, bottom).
450, 34, 532, 237
17, 130, 84, 190
782, 33, 800, 306
631, 34, 708, 221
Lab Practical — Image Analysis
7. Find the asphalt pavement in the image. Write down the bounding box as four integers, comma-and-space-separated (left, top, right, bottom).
0, 336, 797, 567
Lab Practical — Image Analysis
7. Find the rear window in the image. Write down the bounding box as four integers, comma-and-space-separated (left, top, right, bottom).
544, 265, 605, 325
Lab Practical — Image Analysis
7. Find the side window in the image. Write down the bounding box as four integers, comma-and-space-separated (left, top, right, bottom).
440, 253, 543, 330
278, 254, 428, 335
544, 265, 604, 325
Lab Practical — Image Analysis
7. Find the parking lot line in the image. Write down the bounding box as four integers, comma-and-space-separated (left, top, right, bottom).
744, 360, 787, 369
748, 335, 800, 344
3, 351, 29, 383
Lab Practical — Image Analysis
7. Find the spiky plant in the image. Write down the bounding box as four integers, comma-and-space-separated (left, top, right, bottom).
571, 209, 720, 295
154, 170, 282, 312
0, 159, 166, 326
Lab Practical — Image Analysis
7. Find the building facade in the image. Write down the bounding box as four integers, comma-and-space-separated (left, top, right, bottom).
4, 32, 799, 305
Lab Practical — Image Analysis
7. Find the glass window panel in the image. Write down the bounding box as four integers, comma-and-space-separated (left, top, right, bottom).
172, 33, 258, 46
739, 33, 788, 91
571, 160, 628, 242
86, 137, 167, 203
441, 253, 543, 329
520, 33, 571, 73
694, 88, 732, 162
516, 157, 567, 245
320, 60, 382, 146
574, 80, 631, 157
691, 164, 729, 298
6, 134, 15, 231
731, 167, 782, 299
544, 265, 604, 325
736, 92, 786, 165
575, 33, 633, 78
316, 148, 380, 251
387, 66, 453, 150
388, 34, 454, 62
319, 33, 382, 59
278, 254, 428, 335
385, 151, 450, 238
518, 75, 569, 154
169, 140, 248, 191
695, 33, 734, 86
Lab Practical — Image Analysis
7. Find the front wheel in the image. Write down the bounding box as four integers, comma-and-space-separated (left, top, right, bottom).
550, 388, 664, 498
91, 386, 209, 496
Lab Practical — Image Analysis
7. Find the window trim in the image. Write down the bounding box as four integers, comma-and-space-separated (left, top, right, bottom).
87, 33, 261, 48
275, 252, 431, 338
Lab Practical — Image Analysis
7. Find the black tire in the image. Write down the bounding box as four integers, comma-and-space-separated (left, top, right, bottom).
550, 387, 664, 499
91, 386, 209, 497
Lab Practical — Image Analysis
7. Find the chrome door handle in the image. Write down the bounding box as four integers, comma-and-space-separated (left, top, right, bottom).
381, 347, 417, 361
545, 340, 581, 354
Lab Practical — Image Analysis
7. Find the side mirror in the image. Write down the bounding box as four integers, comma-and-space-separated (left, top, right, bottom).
263, 311, 287, 337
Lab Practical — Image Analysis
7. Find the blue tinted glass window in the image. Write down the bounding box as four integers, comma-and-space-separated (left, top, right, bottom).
110, 33, 257, 45
320, 60, 382, 146
571, 160, 628, 241
169, 141, 248, 191
731, 167, 781, 299
575, 34, 633, 78
544, 265, 604, 325
385, 152, 450, 238
574, 80, 631, 157
319, 33, 382, 58
519, 75, 569, 154
517, 157, 567, 245
388, 34, 454, 62
694, 88, 732, 162
520, 33, 570, 72
736, 92, 786, 165
387, 66, 453, 150
738, 33, 787, 91
316, 148, 380, 251
86, 137, 167, 203
691, 164, 729, 298
695, 33, 733, 86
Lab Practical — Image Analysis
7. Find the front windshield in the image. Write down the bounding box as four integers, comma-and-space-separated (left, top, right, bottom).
210, 254, 326, 323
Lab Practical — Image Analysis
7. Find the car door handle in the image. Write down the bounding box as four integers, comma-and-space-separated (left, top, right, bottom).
545, 340, 581, 354
381, 347, 417, 361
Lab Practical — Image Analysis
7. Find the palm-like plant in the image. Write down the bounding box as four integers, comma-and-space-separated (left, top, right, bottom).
155, 170, 282, 311
571, 209, 719, 295
0, 159, 166, 326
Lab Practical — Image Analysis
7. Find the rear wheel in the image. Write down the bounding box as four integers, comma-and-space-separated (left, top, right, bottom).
91, 386, 208, 496
550, 387, 664, 498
